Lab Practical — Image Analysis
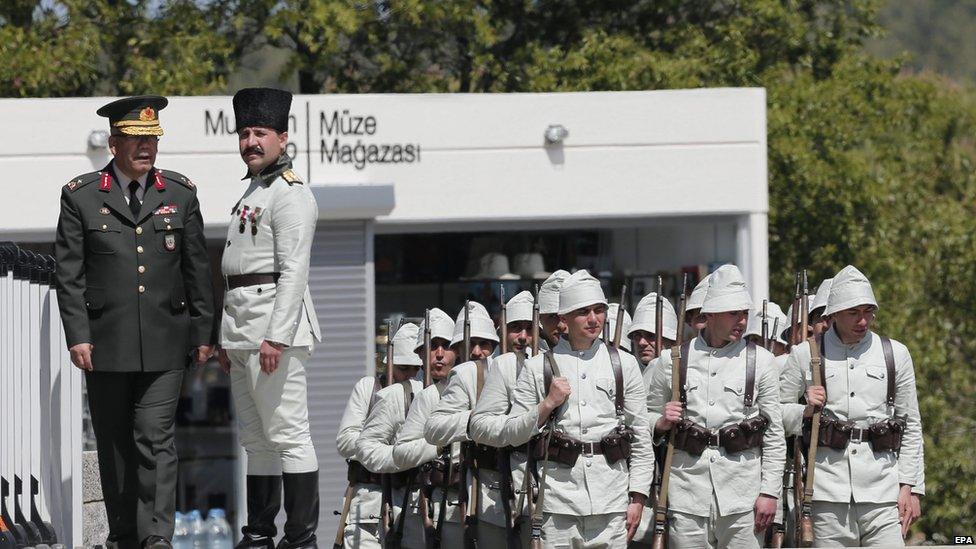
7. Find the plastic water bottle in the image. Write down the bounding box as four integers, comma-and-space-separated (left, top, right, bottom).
173, 512, 190, 549
206, 508, 234, 549
188, 509, 207, 549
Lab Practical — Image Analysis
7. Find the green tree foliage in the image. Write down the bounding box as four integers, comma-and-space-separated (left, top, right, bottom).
0, 0, 251, 96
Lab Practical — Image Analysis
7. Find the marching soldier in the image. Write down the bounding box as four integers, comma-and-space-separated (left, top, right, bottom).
215, 88, 322, 549
628, 291, 678, 371
426, 291, 535, 546
537, 270, 570, 349
646, 264, 785, 548
390, 302, 496, 546
627, 291, 678, 548
503, 270, 654, 548
336, 323, 423, 548
779, 265, 924, 546
357, 309, 456, 549
55, 96, 215, 549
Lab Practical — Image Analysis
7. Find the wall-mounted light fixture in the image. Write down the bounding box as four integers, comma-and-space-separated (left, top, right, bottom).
88, 130, 109, 150
544, 124, 569, 145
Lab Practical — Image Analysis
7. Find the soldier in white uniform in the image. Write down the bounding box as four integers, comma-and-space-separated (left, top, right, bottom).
779, 265, 924, 547
216, 88, 322, 549
646, 264, 785, 549
426, 291, 535, 547
628, 292, 679, 372
357, 309, 456, 549
809, 278, 834, 336
335, 323, 422, 548
537, 270, 570, 349
502, 270, 654, 548
387, 302, 496, 547
745, 301, 789, 357
626, 291, 678, 548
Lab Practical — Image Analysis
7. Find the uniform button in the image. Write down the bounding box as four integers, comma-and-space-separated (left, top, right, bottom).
137, 246, 144, 253
138, 266, 146, 274
580, 401, 586, 407
582, 428, 588, 434
850, 392, 855, 397
166, 225, 172, 230
257, 288, 262, 294
101, 224, 107, 230
226, 241, 232, 247
709, 400, 715, 406
711, 372, 716, 377
581, 373, 587, 380
138, 285, 145, 293
135, 227, 143, 235
850, 365, 854, 370
710, 457, 716, 463
851, 449, 857, 455
585, 461, 592, 467
164, 217, 171, 223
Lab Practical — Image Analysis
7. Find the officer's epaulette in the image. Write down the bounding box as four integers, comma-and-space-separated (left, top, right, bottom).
64, 172, 101, 192
281, 169, 303, 186
158, 169, 196, 190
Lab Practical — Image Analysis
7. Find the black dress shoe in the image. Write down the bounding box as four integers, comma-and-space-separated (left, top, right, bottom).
236, 532, 276, 549
142, 535, 173, 549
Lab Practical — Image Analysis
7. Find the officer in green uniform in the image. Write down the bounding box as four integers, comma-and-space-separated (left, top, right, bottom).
54, 96, 216, 549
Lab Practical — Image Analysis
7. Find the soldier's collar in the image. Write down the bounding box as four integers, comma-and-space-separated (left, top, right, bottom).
242, 154, 292, 184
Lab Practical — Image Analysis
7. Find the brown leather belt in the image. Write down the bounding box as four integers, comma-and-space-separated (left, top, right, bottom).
226, 272, 280, 289
580, 442, 605, 455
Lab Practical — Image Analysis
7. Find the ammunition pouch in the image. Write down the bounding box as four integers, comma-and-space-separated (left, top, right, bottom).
423, 458, 460, 490
346, 460, 382, 485
530, 430, 582, 467
867, 416, 906, 452
723, 414, 770, 453
673, 419, 711, 456
600, 425, 635, 464
803, 414, 854, 450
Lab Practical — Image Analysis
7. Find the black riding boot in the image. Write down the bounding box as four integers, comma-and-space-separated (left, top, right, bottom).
235, 475, 282, 549
276, 470, 319, 549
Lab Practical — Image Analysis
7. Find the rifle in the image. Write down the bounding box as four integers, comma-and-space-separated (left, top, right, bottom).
651, 274, 689, 549
798, 270, 818, 547
768, 318, 780, 352
464, 300, 471, 361
462, 297, 485, 548
531, 285, 540, 356
654, 276, 663, 359
500, 286, 508, 355
332, 483, 355, 549
790, 272, 802, 347
418, 311, 437, 545
612, 285, 627, 348
380, 319, 400, 547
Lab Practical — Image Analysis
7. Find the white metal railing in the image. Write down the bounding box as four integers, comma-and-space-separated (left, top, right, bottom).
0, 243, 83, 548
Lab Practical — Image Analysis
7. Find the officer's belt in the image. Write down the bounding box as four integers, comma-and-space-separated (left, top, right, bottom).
226, 272, 280, 289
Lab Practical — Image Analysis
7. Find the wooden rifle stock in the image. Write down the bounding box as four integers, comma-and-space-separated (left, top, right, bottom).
332, 484, 355, 548
761, 299, 769, 349
651, 274, 689, 549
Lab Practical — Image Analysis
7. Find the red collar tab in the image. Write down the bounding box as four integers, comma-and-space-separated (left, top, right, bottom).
154, 172, 166, 190
99, 172, 112, 191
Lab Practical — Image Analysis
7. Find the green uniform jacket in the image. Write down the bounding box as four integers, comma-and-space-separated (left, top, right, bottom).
55, 161, 216, 372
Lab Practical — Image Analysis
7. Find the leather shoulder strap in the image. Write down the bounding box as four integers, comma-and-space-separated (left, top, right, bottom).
607, 343, 625, 416
400, 380, 414, 417
880, 335, 896, 407
475, 358, 487, 401
744, 341, 757, 407
678, 340, 691, 405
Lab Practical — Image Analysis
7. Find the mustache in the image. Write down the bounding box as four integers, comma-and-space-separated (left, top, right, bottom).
243, 146, 264, 157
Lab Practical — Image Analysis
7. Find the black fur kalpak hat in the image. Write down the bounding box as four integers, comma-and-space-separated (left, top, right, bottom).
233, 87, 293, 133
